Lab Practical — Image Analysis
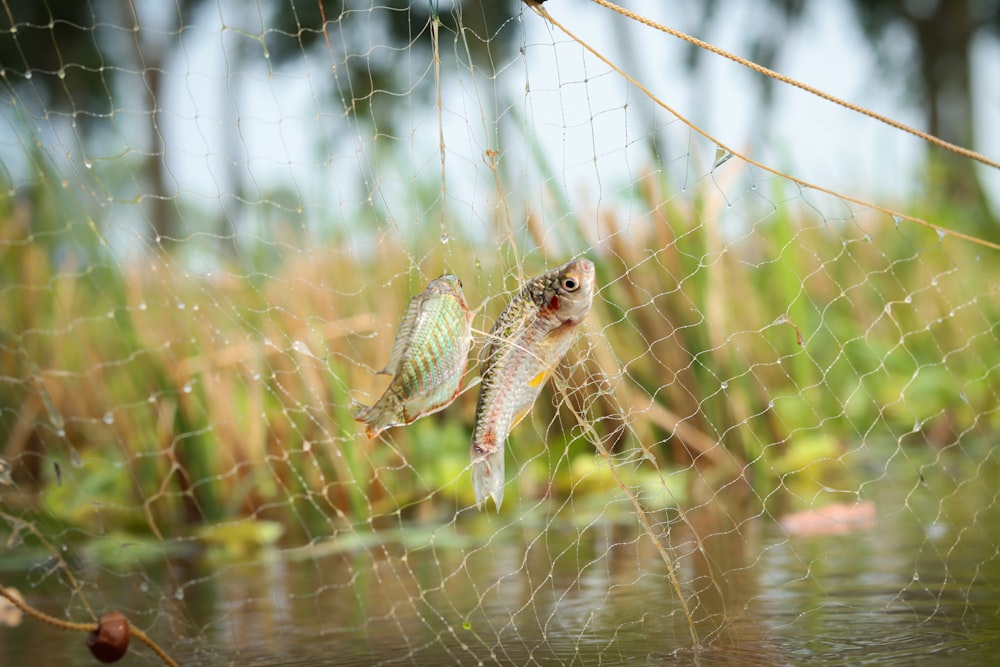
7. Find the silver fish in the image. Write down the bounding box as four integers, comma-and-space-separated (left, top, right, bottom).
353, 274, 473, 439
471, 258, 596, 509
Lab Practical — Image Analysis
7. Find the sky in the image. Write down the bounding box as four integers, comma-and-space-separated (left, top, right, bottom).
3, 0, 998, 252
521, 1, 998, 209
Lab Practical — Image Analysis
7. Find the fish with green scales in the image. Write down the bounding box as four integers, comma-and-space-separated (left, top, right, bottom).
352, 274, 473, 439
471, 258, 597, 510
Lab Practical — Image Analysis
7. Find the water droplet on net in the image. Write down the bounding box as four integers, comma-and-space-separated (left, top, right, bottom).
138, 301, 147, 311
292, 340, 316, 358
936, 228, 947, 242
713, 146, 733, 169
893, 215, 903, 228
6, 527, 24, 549
912, 572, 920, 582
182, 382, 193, 394
440, 230, 449, 243
174, 589, 185, 601
720, 381, 729, 390
103, 412, 115, 425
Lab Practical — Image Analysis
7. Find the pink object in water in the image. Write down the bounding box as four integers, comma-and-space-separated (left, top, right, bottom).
779, 501, 876, 536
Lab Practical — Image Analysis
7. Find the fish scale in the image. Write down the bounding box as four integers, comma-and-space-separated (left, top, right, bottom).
353, 275, 473, 439
471, 258, 596, 510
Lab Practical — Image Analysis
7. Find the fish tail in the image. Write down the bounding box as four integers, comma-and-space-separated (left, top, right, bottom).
472, 448, 505, 511
351, 394, 401, 439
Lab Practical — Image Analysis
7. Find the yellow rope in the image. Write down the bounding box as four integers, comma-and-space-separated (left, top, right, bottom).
0, 586, 94, 633
585, 0, 1000, 173
0, 585, 179, 667
524, 1, 1000, 252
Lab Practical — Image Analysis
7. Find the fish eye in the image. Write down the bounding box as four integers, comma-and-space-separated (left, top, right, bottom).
561, 275, 580, 292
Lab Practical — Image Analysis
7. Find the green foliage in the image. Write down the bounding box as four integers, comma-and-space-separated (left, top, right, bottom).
1, 165, 998, 551
39, 449, 148, 534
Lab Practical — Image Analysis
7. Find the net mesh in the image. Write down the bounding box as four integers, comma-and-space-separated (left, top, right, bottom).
1, 1, 998, 665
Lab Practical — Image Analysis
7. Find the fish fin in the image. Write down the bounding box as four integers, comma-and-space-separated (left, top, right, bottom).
400, 372, 464, 423
471, 447, 505, 511
510, 404, 533, 429
380, 290, 428, 376
396, 358, 477, 426
351, 395, 401, 440
392, 377, 476, 429
350, 400, 377, 439
350, 399, 372, 422
511, 366, 554, 427
528, 366, 553, 388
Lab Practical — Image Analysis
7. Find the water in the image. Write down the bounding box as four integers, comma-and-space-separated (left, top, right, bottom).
2, 449, 999, 666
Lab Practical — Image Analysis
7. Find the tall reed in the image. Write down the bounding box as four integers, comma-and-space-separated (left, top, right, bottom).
1, 163, 997, 545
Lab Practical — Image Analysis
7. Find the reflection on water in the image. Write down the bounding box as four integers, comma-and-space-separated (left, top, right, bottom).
2, 444, 999, 666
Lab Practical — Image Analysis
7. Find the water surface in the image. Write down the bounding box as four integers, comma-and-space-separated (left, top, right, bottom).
2, 444, 999, 666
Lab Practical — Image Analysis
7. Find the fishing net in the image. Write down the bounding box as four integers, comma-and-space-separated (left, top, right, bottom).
1, 1, 998, 664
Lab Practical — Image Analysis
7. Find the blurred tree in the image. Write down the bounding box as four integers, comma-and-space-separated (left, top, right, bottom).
0, 0, 518, 246
847, 0, 998, 231
0, 1, 108, 117
0, 0, 198, 244
263, 0, 518, 127
689, 0, 999, 235
687, 0, 808, 108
